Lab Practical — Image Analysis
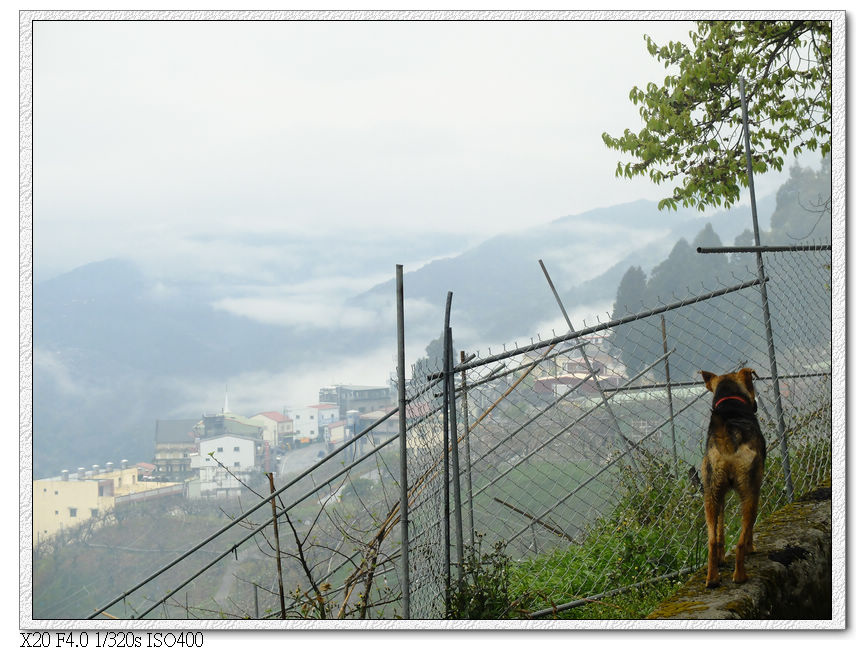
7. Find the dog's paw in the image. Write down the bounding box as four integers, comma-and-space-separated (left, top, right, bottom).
732, 572, 748, 584
705, 578, 721, 589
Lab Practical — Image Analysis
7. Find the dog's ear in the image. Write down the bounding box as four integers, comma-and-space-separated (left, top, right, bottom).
700, 370, 717, 392
738, 367, 757, 397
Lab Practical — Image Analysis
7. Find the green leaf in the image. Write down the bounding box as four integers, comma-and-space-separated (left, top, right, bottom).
602, 20, 831, 212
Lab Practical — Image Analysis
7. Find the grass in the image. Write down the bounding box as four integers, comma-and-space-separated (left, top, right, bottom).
507, 458, 705, 619
452, 422, 831, 620
471, 457, 613, 550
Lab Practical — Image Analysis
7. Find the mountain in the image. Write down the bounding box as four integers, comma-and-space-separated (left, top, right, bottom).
29, 196, 773, 477
352, 197, 773, 348
33, 259, 290, 475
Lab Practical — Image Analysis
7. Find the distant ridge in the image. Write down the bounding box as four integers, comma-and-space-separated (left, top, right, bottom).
31, 195, 771, 477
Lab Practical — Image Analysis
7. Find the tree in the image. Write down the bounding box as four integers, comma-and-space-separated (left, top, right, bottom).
411, 331, 457, 381
768, 155, 831, 242
611, 225, 740, 380
602, 20, 831, 212
612, 266, 648, 317
610, 266, 653, 378
730, 154, 830, 251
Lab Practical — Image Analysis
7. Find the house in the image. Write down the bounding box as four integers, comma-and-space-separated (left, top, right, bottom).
33, 473, 111, 546
318, 384, 395, 419
136, 462, 156, 480
522, 346, 624, 396
326, 420, 348, 449
284, 403, 339, 444
153, 419, 202, 480
188, 434, 259, 499
324, 409, 396, 460
201, 412, 263, 440
359, 409, 399, 443
33, 462, 182, 546
248, 411, 293, 449
324, 418, 372, 463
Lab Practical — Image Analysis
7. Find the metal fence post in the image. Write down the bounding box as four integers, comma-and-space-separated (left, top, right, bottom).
447, 327, 465, 584
441, 292, 453, 614
538, 259, 640, 467
661, 315, 678, 473
395, 264, 411, 619
460, 350, 477, 557
739, 76, 794, 502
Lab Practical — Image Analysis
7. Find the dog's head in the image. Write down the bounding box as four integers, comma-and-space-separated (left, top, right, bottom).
700, 368, 758, 412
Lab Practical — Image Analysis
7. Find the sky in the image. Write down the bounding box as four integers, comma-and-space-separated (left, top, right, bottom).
25, 14, 831, 411
32, 18, 729, 282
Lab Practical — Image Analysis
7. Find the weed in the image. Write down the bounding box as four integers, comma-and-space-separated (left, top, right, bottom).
447, 533, 530, 619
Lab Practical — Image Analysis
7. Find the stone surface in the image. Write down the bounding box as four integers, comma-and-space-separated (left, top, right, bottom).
646, 484, 831, 620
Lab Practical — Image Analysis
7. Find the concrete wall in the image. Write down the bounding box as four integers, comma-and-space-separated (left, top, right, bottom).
647, 484, 831, 620
33, 478, 102, 545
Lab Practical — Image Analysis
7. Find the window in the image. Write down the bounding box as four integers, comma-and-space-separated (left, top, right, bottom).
91, 508, 99, 517
233, 446, 240, 452
69, 508, 77, 517
217, 447, 223, 452
233, 462, 240, 468
54, 510, 58, 515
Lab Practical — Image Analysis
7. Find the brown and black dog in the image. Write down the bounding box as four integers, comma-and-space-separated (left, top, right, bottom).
700, 368, 766, 588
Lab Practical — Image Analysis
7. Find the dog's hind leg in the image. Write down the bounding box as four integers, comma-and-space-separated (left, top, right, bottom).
733, 493, 758, 584
715, 500, 727, 566
704, 492, 723, 588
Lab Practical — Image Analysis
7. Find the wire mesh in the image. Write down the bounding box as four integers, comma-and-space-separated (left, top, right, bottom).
80, 245, 830, 621
446, 245, 831, 613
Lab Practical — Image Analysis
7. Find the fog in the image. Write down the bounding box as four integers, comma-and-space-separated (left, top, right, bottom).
28, 16, 816, 477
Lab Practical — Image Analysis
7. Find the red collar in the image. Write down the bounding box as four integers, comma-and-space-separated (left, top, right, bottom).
713, 395, 749, 410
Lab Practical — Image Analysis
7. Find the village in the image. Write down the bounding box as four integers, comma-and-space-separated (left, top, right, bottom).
32, 338, 628, 548
32, 383, 399, 547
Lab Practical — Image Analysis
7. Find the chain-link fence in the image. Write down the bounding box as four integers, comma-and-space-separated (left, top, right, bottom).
422, 244, 831, 617
84, 243, 830, 621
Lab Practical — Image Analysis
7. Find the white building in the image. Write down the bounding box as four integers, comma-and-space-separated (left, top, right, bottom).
284, 404, 339, 443
189, 434, 257, 499
248, 411, 293, 449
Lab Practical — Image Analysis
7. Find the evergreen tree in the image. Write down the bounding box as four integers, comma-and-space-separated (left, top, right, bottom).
768, 156, 831, 243
612, 266, 648, 317
610, 266, 653, 378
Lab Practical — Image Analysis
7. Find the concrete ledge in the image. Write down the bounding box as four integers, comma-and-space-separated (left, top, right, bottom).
647, 485, 831, 620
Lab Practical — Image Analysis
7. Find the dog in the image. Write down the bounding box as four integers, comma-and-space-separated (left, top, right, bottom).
699, 368, 766, 588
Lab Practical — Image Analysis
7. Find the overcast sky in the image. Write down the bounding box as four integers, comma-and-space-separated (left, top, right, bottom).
32, 18, 743, 281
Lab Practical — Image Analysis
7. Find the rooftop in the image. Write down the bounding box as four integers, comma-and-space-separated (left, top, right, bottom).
254, 411, 290, 422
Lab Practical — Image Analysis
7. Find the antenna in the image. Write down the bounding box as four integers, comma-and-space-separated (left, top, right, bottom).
223, 384, 229, 414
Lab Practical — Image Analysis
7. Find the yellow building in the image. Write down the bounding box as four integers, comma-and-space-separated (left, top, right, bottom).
33, 465, 181, 546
